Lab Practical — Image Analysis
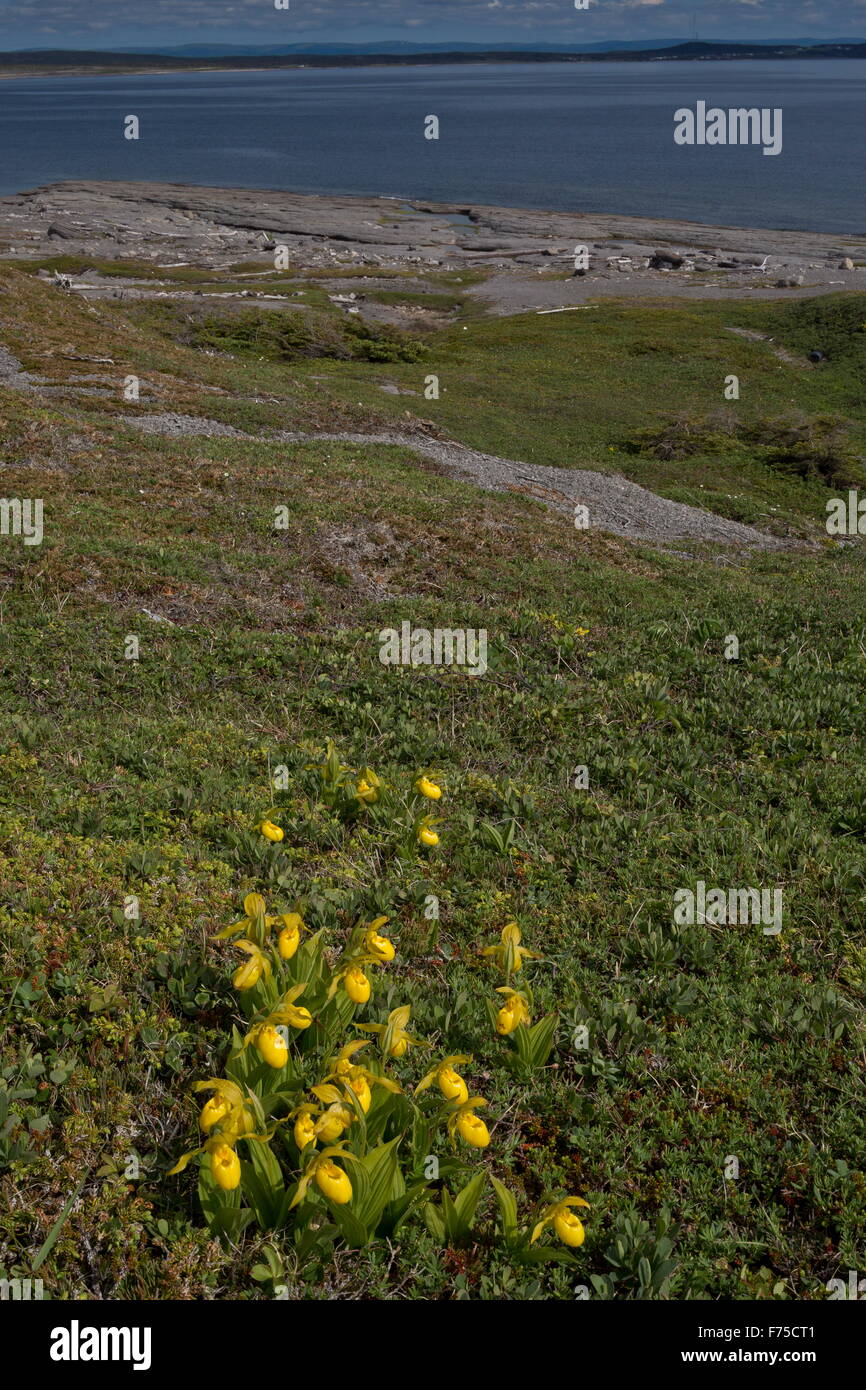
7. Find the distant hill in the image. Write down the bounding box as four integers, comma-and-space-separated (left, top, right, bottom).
2, 40, 866, 71
12, 38, 863, 58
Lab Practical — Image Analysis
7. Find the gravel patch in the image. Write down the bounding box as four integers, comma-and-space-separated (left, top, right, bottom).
0, 343, 39, 390
119, 411, 786, 549
121, 412, 251, 438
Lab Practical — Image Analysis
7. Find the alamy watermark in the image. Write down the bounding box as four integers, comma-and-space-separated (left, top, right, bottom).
674, 102, 783, 157
673, 881, 783, 935
826, 1270, 866, 1299
0, 498, 43, 546
50, 1321, 151, 1371
379, 621, 487, 676
1, 1276, 44, 1300
826, 490, 866, 536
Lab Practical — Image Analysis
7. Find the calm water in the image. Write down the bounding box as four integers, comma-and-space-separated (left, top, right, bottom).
0, 61, 863, 232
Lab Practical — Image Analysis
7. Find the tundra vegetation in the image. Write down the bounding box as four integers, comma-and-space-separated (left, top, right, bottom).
0, 257, 864, 1300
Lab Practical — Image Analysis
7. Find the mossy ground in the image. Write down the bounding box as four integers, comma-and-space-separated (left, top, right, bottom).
1, 262, 864, 1300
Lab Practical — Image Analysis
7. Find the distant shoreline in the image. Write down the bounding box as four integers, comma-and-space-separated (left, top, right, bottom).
2, 41, 866, 80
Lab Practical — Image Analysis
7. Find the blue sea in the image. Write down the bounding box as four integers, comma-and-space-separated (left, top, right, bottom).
0, 60, 863, 232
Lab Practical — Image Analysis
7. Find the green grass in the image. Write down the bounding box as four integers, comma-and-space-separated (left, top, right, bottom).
1, 263, 865, 1301
297, 293, 866, 534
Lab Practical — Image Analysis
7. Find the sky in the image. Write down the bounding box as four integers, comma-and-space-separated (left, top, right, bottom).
0, 0, 864, 51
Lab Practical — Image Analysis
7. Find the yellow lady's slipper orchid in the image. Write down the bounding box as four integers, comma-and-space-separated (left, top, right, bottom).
354, 767, 382, 804
357, 1005, 425, 1059
212, 892, 271, 942
325, 953, 379, 1004
315, 1159, 352, 1204
321, 1043, 403, 1109
344, 966, 371, 1005
495, 987, 531, 1035
416, 812, 443, 848
554, 1208, 587, 1247
438, 1065, 470, 1104
289, 1093, 351, 1145
231, 938, 272, 992
294, 1112, 317, 1151
199, 1094, 230, 1133
260, 819, 284, 842
317, 1108, 351, 1141
447, 1096, 491, 1150
170, 1083, 271, 1184
193, 1078, 259, 1142
277, 912, 304, 959
243, 984, 313, 1058
327, 1040, 370, 1078
415, 775, 442, 800
415, 1054, 472, 1105
309, 1085, 356, 1142
210, 1143, 241, 1191
349, 1074, 372, 1113
256, 1025, 289, 1069
483, 921, 539, 975
316, 1111, 350, 1142
289, 1143, 361, 1211
531, 1197, 590, 1249
269, 983, 312, 1030
364, 917, 395, 961
458, 1111, 490, 1148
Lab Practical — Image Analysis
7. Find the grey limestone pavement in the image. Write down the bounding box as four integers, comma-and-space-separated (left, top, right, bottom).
1, 181, 864, 313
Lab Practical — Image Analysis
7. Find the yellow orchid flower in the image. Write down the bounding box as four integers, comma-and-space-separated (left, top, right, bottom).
348, 1074, 372, 1113
321, 1042, 403, 1106
495, 987, 532, 1035
324, 953, 379, 1005
415, 774, 443, 800
260, 819, 284, 842
447, 1096, 491, 1149
294, 1111, 317, 1151
170, 1081, 271, 1179
531, 1197, 590, 1248
210, 1142, 241, 1191
288, 1097, 349, 1146
415, 1055, 473, 1105
356, 1005, 426, 1059
242, 984, 313, 1052
277, 912, 305, 959
416, 812, 443, 848
231, 938, 273, 992
289, 1143, 360, 1210
483, 921, 539, 975
309, 1086, 357, 1141
344, 966, 371, 1005
256, 1025, 289, 1069
316, 1111, 351, 1143
355, 768, 382, 804
326, 1040, 373, 1077
194, 1078, 258, 1141
199, 1093, 230, 1133
316, 1158, 353, 1204
211, 892, 271, 941
364, 916, 395, 961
